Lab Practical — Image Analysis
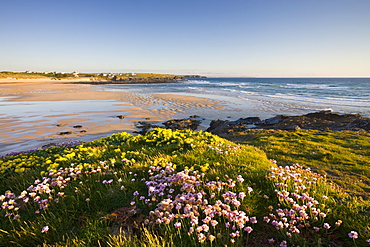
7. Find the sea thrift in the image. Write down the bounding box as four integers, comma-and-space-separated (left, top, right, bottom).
131, 164, 257, 245
266, 164, 341, 245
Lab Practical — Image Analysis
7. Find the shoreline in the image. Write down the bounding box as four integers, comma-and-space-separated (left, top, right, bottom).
1, 80, 369, 157
0, 81, 226, 156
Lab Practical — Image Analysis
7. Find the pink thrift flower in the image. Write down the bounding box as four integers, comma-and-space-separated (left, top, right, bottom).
323, 223, 331, 229
250, 217, 257, 224
280, 240, 287, 247
348, 231, 359, 239
244, 226, 253, 233
41, 226, 49, 233
210, 220, 218, 227
247, 187, 253, 193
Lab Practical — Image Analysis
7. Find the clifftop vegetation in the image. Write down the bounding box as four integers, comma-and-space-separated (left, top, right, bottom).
0, 129, 369, 246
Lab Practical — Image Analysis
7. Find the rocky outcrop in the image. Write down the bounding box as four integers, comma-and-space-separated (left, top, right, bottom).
134, 117, 202, 134
254, 111, 362, 131
162, 118, 201, 131
134, 111, 370, 136
346, 118, 370, 131
206, 111, 369, 135
207, 117, 261, 135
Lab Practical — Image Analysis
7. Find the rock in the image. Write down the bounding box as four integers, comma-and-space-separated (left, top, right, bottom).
73, 125, 83, 128
117, 115, 125, 119
58, 131, 72, 135
346, 118, 370, 131
206, 117, 261, 134
232, 117, 261, 126
56, 124, 66, 127
206, 111, 370, 136
162, 118, 201, 130
253, 111, 364, 131
134, 121, 157, 135
258, 115, 289, 125
207, 120, 228, 134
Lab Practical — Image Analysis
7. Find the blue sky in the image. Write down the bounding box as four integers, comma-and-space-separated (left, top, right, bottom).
1, 0, 369, 77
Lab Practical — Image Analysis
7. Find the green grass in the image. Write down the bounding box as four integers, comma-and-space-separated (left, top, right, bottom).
0, 129, 369, 246
226, 129, 370, 200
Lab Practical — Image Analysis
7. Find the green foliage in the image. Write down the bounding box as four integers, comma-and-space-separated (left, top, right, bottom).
0, 129, 369, 246
230, 129, 370, 200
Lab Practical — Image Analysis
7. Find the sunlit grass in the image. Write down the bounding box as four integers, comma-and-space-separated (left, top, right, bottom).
0, 129, 369, 246
227, 129, 370, 200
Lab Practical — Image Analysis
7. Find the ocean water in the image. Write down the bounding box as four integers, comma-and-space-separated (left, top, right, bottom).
100, 78, 370, 119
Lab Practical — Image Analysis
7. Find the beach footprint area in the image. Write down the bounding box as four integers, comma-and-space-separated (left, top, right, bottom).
0, 81, 227, 156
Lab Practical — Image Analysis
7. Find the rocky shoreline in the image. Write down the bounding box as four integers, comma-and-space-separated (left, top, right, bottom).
134, 110, 370, 135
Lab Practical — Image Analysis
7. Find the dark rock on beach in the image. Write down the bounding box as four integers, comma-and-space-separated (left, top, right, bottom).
134, 111, 370, 136
162, 118, 201, 131
346, 118, 370, 131
58, 131, 73, 135
255, 111, 362, 131
134, 117, 202, 134
206, 110, 369, 135
207, 117, 261, 135
134, 121, 157, 135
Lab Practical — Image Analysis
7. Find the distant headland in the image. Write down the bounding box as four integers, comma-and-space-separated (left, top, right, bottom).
0, 71, 206, 84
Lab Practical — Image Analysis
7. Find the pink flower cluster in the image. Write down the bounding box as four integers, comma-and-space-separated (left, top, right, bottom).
132, 164, 256, 244
265, 164, 340, 244
0, 162, 123, 220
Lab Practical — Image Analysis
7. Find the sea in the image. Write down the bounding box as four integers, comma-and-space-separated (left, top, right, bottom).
100, 77, 370, 120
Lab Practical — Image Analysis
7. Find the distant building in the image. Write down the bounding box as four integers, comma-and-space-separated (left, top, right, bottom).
72, 71, 79, 77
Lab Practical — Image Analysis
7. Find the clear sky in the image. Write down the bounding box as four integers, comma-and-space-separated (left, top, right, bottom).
1, 0, 370, 77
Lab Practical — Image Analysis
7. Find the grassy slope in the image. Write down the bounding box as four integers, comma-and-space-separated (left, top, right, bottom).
0, 129, 369, 246
225, 129, 370, 200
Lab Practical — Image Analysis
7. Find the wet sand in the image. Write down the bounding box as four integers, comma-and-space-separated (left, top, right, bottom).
0, 80, 227, 156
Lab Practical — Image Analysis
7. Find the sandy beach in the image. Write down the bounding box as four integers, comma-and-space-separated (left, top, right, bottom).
0, 79, 227, 156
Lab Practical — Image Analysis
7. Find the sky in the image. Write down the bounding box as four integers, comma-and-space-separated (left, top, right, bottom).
1, 0, 370, 77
